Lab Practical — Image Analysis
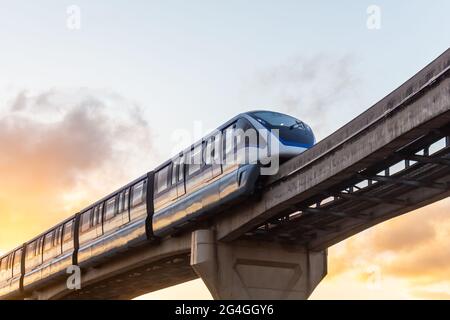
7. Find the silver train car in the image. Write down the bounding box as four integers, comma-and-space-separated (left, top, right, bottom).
0, 110, 315, 299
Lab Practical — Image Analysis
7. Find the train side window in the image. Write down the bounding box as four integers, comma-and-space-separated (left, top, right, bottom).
204, 137, 216, 165
3, 255, 11, 278
223, 123, 237, 165
63, 220, 73, 243
6, 255, 11, 272
80, 210, 92, 233
0, 257, 5, 279
53, 227, 59, 247
62, 220, 74, 252
13, 249, 22, 277
26, 241, 36, 259
0, 257, 7, 279
94, 204, 103, 225
155, 165, 170, 194
124, 189, 129, 212
171, 162, 178, 185
105, 196, 117, 220
178, 156, 185, 181
8, 254, 14, 272
236, 118, 257, 148
53, 225, 62, 247
118, 191, 127, 212
131, 180, 146, 206
53, 229, 58, 247
36, 237, 44, 256
238, 118, 253, 130
44, 231, 54, 252
118, 192, 124, 212
224, 124, 236, 153
188, 144, 203, 176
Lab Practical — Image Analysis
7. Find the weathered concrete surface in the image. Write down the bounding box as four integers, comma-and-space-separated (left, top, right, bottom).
191, 230, 327, 299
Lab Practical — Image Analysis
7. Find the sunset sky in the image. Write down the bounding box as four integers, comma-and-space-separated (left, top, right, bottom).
1, 1, 450, 299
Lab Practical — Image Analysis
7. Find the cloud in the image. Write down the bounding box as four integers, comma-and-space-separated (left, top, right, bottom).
323, 198, 450, 298
241, 53, 363, 139
10, 90, 28, 111
0, 88, 154, 252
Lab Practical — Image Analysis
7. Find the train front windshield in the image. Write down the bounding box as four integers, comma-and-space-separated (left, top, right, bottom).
250, 111, 315, 148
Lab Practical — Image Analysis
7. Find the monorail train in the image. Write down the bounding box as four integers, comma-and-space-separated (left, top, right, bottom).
0, 110, 315, 299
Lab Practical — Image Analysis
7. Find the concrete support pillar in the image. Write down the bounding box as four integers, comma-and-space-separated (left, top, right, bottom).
191, 229, 327, 300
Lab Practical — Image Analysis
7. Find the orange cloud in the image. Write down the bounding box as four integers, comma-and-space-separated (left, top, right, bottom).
321, 198, 450, 298
0, 89, 154, 252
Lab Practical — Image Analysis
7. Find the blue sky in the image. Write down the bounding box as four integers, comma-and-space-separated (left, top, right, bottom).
0, 1, 449, 299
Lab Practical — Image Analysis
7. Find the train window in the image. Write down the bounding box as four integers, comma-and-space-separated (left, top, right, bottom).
80, 210, 92, 232
125, 189, 130, 211
226, 125, 236, 153
212, 132, 223, 162
223, 124, 237, 166
94, 204, 103, 225
54, 225, 63, 247
44, 231, 54, 251
0, 257, 6, 275
36, 237, 44, 256
118, 191, 125, 212
8, 254, 13, 271
131, 180, 146, 206
172, 155, 185, 183
236, 118, 257, 148
0, 257, 5, 281
171, 163, 177, 185
155, 165, 170, 194
188, 144, 203, 176
178, 156, 185, 181
120, 189, 129, 212
63, 220, 74, 243
118, 192, 124, 212
237, 118, 254, 131
26, 241, 37, 259
53, 228, 58, 247
105, 196, 117, 220
204, 138, 215, 165
13, 249, 22, 276
5, 255, 10, 271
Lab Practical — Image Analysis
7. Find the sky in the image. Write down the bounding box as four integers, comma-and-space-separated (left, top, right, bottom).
0, 0, 449, 299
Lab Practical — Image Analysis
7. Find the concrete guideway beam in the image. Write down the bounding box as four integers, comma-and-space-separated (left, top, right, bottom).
191, 230, 327, 300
